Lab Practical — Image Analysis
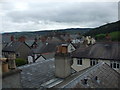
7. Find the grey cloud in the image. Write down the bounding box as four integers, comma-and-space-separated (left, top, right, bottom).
7, 2, 118, 23
1, 1, 118, 32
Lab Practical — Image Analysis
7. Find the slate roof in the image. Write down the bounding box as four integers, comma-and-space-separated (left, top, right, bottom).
25, 40, 35, 47
2, 43, 8, 49
72, 43, 85, 49
31, 41, 44, 54
2, 41, 26, 52
2, 34, 11, 44
72, 42, 120, 60
32, 42, 62, 54
39, 43, 59, 54
18, 58, 55, 88
46, 36, 64, 43
54, 62, 120, 88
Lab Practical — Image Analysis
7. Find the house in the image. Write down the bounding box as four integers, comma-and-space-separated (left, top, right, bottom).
2, 41, 31, 60
28, 55, 46, 63
57, 43, 76, 53
30, 42, 62, 61
85, 36, 96, 45
28, 41, 76, 63
71, 42, 120, 73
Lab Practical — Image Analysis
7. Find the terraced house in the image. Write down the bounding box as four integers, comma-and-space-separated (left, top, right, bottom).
71, 42, 120, 73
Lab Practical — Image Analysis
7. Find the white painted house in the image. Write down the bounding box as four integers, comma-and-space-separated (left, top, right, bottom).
67, 43, 76, 53
35, 55, 46, 62
85, 36, 96, 45
71, 42, 120, 73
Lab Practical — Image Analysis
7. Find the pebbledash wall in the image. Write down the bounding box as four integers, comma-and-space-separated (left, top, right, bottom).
71, 58, 120, 73
71, 58, 90, 72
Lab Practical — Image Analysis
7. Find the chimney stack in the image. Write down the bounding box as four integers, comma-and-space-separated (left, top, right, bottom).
7, 53, 16, 70
18, 36, 26, 42
11, 35, 14, 41
55, 44, 72, 78
35, 37, 37, 42
1, 58, 9, 73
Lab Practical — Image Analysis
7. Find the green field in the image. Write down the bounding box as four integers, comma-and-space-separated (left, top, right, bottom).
95, 31, 120, 41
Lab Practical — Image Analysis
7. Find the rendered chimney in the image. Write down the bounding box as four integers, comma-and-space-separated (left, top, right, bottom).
1, 58, 9, 73
55, 44, 72, 78
8, 53, 16, 70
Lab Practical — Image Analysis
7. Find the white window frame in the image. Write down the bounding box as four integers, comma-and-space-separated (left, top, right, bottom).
110, 61, 120, 69
90, 59, 98, 66
77, 58, 82, 65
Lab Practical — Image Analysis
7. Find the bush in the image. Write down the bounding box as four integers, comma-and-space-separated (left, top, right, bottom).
15, 58, 27, 66
109, 31, 120, 41
95, 34, 106, 40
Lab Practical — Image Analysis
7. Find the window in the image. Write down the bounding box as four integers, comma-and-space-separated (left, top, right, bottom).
113, 63, 116, 68
111, 61, 120, 69
117, 64, 119, 68
16, 53, 20, 57
77, 59, 82, 65
90, 59, 98, 66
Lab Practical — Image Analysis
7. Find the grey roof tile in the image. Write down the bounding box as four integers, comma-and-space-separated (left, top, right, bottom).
2, 41, 23, 52
18, 59, 55, 88
72, 42, 120, 60
54, 62, 120, 88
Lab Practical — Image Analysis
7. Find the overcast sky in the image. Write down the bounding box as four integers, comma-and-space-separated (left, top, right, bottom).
0, 0, 119, 33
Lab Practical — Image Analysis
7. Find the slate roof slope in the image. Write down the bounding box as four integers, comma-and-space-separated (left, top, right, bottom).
18, 59, 55, 88
25, 40, 35, 47
33, 42, 62, 54
2, 41, 25, 52
39, 43, 58, 54
2, 35, 11, 44
54, 62, 120, 88
72, 42, 120, 60
31, 42, 44, 54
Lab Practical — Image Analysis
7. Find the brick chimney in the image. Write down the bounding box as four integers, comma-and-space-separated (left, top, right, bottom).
11, 35, 14, 41
55, 44, 72, 78
35, 37, 37, 42
106, 33, 111, 41
18, 36, 26, 42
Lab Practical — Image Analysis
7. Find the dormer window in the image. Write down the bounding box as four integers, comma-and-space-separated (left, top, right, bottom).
77, 58, 82, 65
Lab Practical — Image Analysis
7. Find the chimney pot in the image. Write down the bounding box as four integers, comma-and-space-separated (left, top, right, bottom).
57, 44, 68, 54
